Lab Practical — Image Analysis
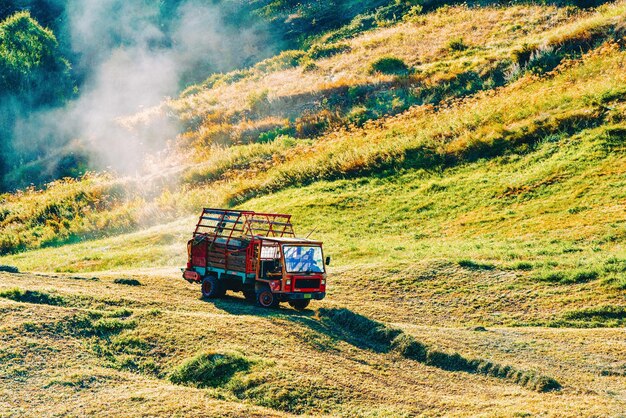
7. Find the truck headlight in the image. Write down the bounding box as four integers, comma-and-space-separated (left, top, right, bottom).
286, 279, 291, 286
321, 279, 326, 285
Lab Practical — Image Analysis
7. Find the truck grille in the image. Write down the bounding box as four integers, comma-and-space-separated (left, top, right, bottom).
295, 278, 320, 289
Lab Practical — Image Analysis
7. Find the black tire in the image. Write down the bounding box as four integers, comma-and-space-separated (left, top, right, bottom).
201, 276, 224, 299
288, 300, 310, 311
243, 289, 256, 303
256, 285, 279, 308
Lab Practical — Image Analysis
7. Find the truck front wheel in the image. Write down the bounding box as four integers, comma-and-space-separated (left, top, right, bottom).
289, 300, 310, 311
201, 276, 224, 299
256, 286, 279, 308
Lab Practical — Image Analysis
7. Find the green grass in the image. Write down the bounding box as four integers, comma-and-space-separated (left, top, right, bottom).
170, 352, 253, 388
170, 4, 592, 159
0, 174, 146, 255
368, 56, 410, 75
0, 288, 65, 306
91, 318, 137, 337
1, 106, 624, 328
446, 37, 468, 51
562, 305, 626, 321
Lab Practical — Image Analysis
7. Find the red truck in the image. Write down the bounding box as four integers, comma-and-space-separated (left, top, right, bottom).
182, 208, 329, 310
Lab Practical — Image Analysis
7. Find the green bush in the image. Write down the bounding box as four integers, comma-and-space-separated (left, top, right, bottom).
525, 46, 562, 75
0, 265, 19, 273
458, 259, 495, 270
324, 14, 377, 43
0, 288, 64, 305
403, 5, 424, 22
374, 0, 423, 25
307, 43, 351, 60
368, 56, 410, 75
301, 59, 318, 72
113, 278, 142, 286
512, 43, 538, 66
197, 69, 253, 91
258, 126, 295, 143
255, 50, 306, 73
170, 352, 252, 388
346, 105, 372, 127
447, 37, 468, 51
247, 89, 271, 115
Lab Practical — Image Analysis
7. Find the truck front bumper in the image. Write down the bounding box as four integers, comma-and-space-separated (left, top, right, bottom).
278, 292, 326, 302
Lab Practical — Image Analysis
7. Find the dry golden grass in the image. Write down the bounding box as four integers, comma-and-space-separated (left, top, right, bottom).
179, 5, 571, 104
1, 270, 624, 417
166, 4, 578, 146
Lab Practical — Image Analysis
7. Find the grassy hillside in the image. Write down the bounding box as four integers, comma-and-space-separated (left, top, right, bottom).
1, 1, 625, 417
3, 2, 625, 255
1, 270, 624, 417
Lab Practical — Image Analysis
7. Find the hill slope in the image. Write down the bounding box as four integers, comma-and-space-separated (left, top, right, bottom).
1, 1, 625, 417
1, 270, 624, 417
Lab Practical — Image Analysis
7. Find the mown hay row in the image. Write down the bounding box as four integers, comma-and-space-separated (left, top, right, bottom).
319, 308, 561, 392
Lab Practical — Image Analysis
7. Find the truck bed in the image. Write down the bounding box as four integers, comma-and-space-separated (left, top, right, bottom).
190, 235, 251, 273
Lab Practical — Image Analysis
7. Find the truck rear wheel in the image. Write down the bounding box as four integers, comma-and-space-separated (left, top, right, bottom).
288, 300, 310, 311
256, 286, 279, 308
201, 276, 224, 299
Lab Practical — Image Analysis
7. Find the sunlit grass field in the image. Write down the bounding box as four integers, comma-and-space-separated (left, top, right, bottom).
1, 267, 624, 417
1, 2, 625, 416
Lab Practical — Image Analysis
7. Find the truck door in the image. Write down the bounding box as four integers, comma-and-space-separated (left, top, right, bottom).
258, 241, 282, 280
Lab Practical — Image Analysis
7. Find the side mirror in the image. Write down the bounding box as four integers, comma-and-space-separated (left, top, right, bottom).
325, 256, 331, 266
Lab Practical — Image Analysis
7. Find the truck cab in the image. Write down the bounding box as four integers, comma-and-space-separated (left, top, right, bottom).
255, 237, 328, 309
182, 208, 328, 310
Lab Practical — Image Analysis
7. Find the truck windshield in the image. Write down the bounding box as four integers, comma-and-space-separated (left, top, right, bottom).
283, 245, 324, 273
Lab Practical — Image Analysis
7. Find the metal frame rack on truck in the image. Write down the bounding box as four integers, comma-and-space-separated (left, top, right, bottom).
182, 208, 330, 310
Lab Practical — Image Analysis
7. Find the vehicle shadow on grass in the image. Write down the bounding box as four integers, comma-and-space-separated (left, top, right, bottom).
208, 294, 317, 319
207, 295, 388, 353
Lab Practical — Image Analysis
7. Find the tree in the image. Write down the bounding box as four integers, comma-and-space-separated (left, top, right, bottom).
0, 11, 74, 191
0, 11, 72, 105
